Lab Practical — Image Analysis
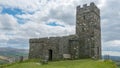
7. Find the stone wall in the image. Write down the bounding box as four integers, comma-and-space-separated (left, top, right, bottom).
76, 2, 101, 59
29, 36, 73, 60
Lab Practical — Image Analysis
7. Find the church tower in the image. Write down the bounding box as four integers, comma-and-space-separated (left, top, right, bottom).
76, 2, 101, 59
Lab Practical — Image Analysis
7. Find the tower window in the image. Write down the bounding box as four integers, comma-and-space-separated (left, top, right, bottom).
83, 16, 85, 19
82, 27, 85, 32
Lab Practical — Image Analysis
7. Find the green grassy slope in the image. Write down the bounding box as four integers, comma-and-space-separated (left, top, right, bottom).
1, 59, 117, 68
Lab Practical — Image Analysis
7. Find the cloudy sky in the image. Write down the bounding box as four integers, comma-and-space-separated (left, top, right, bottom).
0, 0, 120, 56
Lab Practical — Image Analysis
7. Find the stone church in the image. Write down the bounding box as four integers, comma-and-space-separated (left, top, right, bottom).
29, 2, 101, 61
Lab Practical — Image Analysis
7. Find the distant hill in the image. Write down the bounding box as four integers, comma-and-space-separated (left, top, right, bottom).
102, 55, 120, 61
109, 56, 120, 61
0, 47, 29, 64
0, 47, 28, 57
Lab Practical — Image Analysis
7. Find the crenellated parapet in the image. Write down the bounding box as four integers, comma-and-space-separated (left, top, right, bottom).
77, 2, 100, 16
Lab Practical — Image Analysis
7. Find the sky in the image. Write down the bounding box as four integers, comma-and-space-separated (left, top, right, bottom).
0, 0, 120, 56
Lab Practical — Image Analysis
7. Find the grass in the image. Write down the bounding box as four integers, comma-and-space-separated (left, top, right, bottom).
0, 59, 117, 68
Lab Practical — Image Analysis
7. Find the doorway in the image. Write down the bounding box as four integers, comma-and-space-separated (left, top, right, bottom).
49, 49, 52, 61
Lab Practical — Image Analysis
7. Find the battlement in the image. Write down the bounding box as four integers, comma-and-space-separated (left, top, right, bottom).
77, 2, 100, 15
29, 36, 64, 43
29, 35, 78, 43
29, 37, 48, 43
77, 2, 96, 8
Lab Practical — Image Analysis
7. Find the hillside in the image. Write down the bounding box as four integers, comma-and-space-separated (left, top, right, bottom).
0, 47, 28, 64
0, 47, 28, 57
0, 56, 8, 60
1, 59, 117, 68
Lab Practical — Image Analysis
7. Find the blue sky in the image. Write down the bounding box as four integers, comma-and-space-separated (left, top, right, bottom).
1, 8, 24, 15
0, 0, 120, 56
47, 22, 64, 27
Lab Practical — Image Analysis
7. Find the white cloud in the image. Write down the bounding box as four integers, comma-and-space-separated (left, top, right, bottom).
19, 21, 75, 38
0, 14, 19, 30
102, 51, 120, 56
98, 0, 107, 9
102, 40, 120, 52
104, 40, 120, 47
0, 34, 9, 41
0, 0, 41, 12
0, 6, 2, 13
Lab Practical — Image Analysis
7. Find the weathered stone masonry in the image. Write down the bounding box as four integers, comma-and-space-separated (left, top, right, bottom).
29, 2, 101, 60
